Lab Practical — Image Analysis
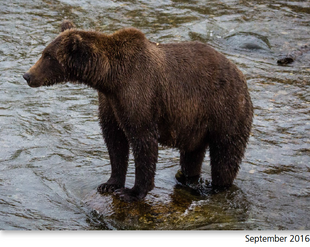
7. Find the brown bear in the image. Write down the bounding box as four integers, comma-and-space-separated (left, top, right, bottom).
23, 20, 253, 202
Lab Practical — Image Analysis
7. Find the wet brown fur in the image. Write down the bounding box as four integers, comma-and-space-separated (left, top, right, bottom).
23, 21, 253, 202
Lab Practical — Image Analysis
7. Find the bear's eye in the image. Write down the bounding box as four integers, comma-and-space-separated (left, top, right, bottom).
44, 53, 53, 60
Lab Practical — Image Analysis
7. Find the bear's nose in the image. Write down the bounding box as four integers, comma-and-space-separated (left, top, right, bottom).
23, 73, 31, 83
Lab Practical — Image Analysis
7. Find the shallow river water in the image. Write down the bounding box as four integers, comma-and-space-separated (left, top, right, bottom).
0, 0, 309, 230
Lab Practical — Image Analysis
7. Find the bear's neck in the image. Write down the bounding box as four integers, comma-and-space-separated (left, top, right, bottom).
67, 29, 148, 95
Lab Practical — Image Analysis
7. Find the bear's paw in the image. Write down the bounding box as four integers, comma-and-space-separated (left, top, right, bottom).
97, 183, 123, 194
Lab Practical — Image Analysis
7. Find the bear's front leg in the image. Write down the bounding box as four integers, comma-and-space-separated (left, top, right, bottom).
97, 128, 129, 193
97, 96, 130, 194
114, 135, 158, 202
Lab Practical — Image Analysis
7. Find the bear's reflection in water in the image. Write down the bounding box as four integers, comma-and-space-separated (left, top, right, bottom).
84, 183, 250, 230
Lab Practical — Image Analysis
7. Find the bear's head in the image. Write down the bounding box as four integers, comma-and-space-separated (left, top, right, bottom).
23, 20, 109, 89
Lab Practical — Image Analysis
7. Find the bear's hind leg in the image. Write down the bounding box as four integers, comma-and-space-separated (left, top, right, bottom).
176, 147, 207, 186
209, 135, 246, 188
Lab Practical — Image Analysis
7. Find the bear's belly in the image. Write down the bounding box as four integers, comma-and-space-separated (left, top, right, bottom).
158, 128, 178, 147
157, 122, 207, 151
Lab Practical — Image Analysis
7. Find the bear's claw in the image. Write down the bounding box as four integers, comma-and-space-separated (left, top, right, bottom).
175, 169, 200, 186
113, 188, 145, 202
97, 183, 123, 194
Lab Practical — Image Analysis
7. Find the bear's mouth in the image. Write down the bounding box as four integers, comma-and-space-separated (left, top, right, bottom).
42, 79, 53, 87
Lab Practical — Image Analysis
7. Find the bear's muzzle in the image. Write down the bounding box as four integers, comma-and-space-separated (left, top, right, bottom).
23, 72, 42, 88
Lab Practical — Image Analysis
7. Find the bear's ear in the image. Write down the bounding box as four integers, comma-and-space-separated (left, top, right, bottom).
57, 32, 95, 75
61, 20, 76, 32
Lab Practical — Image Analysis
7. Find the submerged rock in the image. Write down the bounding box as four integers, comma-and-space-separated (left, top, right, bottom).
83, 184, 251, 230
225, 32, 271, 52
